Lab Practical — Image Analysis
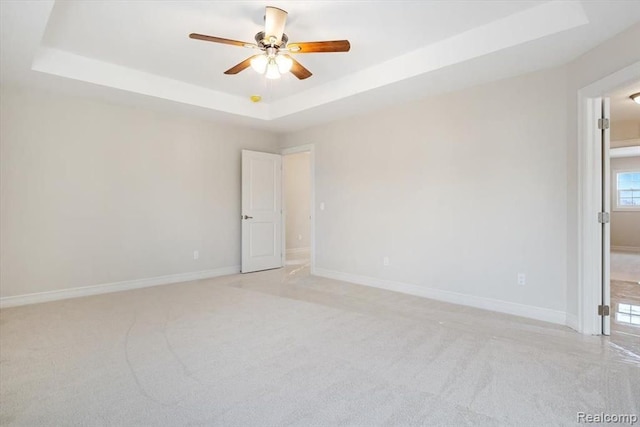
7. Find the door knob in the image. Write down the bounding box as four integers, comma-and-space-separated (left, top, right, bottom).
242, 215, 253, 220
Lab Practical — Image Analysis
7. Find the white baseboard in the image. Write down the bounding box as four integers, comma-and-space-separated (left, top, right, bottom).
313, 268, 568, 326
0, 266, 240, 308
565, 313, 579, 332
611, 246, 640, 253
286, 247, 310, 255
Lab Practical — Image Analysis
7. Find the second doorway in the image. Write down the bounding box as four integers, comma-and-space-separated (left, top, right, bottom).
283, 151, 311, 267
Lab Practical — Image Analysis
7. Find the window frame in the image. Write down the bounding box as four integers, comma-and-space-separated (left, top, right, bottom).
612, 169, 640, 212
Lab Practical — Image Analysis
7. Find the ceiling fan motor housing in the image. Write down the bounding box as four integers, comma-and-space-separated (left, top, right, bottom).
255, 31, 288, 48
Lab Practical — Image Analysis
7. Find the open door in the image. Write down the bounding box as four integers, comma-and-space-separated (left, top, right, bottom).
598, 97, 612, 335
241, 150, 283, 273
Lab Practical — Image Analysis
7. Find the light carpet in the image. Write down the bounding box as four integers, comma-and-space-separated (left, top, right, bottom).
1, 265, 639, 426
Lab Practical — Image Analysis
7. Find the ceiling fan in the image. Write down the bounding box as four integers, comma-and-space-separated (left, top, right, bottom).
189, 6, 350, 80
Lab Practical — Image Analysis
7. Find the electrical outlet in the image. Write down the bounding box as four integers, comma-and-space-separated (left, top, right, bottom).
193, 250, 199, 260
517, 273, 526, 286
383, 256, 390, 266
298, 234, 303, 241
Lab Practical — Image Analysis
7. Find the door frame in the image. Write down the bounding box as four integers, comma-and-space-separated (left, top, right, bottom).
281, 144, 316, 274
577, 61, 640, 335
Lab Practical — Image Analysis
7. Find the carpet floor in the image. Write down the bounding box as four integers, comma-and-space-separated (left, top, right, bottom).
1, 265, 639, 426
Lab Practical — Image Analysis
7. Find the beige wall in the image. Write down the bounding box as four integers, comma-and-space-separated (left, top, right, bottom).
2, 23, 639, 320
0, 86, 279, 298
611, 156, 640, 249
611, 120, 640, 146
283, 66, 568, 312
283, 152, 310, 251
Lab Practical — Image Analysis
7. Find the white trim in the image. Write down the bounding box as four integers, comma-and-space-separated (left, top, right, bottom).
566, 313, 579, 332
314, 268, 568, 326
281, 145, 314, 155
611, 246, 640, 253
286, 247, 310, 255
0, 266, 240, 308
577, 95, 601, 335
577, 60, 640, 335
281, 144, 316, 275
610, 145, 640, 158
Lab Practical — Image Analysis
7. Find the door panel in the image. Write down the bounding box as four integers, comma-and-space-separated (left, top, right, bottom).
249, 158, 276, 211
242, 150, 282, 273
249, 222, 277, 257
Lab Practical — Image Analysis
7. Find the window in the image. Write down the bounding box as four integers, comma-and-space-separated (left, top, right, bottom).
615, 303, 640, 326
615, 171, 640, 210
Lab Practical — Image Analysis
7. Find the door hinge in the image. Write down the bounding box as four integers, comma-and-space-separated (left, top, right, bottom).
597, 212, 610, 224
598, 305, 610, 316
598, 118, 610, 130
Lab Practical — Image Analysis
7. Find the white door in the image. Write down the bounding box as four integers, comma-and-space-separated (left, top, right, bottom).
600, 97, 611, 335
241, 150, 283, 273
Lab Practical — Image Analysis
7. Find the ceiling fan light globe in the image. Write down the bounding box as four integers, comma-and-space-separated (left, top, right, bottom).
265, 61, 281, 79
275, 55, 293, 73
250, 55, 268, 74
264, 60, 280, 79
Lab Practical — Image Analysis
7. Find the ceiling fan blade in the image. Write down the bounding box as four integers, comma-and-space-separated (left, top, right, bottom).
224, 56, 258, 75
287, 40, 351, 53
288, 56, 312, 80
264, 6, 287, 45
189, 33, 254, 48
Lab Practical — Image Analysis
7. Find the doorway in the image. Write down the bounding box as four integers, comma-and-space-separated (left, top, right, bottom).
282, 145, 314, 273
607, 82, 640, 350
578, 62, 640, 336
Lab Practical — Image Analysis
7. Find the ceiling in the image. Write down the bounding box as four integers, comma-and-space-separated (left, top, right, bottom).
610, 81, 640, 122
2, 1, 640, 132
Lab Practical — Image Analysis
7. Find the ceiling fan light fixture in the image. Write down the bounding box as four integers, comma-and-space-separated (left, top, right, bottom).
250, 55, 268, 74
265, 60, 281, 79
631, 92, 640, 104
189, 6, 349, 81
275, 55, 293, 73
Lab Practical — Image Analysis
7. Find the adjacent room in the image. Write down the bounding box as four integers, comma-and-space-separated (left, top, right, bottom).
1, 1, 639, 426
283, 150, 311, 267
609, 84, 640, 346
